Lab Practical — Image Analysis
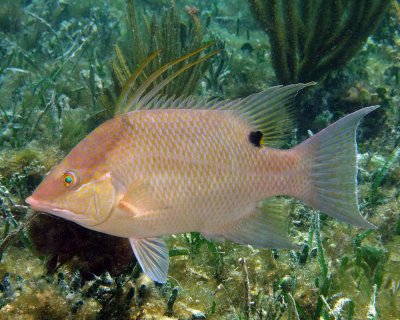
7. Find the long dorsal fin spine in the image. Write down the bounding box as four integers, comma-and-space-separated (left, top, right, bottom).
134, 49, 219, 110
115, 50, 160, 115
120, 41, 216, 114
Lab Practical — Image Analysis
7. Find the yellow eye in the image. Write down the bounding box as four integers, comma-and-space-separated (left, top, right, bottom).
63, 171, 77, 187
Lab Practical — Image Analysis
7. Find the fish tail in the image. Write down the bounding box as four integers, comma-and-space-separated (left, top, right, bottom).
293, 106, 379, 228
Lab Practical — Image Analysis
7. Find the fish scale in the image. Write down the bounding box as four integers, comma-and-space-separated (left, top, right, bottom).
117, 110, 259, 233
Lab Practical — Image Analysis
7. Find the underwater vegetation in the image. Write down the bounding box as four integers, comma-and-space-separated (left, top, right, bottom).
0, 0, 123, 151
100, 0, 216, 119
0, 0, 399, 319
247, 0, 392, 84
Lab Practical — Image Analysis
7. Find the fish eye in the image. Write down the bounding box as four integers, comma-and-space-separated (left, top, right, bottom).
62, 171, 78, 188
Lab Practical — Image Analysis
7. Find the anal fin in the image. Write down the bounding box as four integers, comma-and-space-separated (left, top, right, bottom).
203, 200, 297, 249
129, 237, 169, 283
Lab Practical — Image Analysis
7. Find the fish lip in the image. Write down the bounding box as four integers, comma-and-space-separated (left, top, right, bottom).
26, 196, 58, 213
25, 196, 95, 225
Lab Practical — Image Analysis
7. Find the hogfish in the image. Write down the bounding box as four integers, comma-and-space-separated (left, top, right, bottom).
26, 48, 378, 283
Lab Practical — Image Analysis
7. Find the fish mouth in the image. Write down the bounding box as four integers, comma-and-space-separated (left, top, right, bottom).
25, 196, 95, 225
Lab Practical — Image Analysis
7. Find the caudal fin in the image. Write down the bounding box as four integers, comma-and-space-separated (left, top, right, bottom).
295, 106, 379, 228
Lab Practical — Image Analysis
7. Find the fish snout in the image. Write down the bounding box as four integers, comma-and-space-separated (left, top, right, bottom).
25, 196, 53, 213
25, 196, 39, 210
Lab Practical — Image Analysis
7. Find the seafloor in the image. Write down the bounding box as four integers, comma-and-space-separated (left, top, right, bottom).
0, 0, 399, 319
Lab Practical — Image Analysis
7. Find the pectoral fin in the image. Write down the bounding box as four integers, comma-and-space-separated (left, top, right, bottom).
118, 182, 169, 217
129, 237, 169, 283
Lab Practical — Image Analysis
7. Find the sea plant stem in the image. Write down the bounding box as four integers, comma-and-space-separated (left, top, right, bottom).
313, 212, 332, 319
165, 287, 179, 316
0, 213, 37, 256
239, 257, 251, 320
369, 145, 400, 203
367, 284, 378, 319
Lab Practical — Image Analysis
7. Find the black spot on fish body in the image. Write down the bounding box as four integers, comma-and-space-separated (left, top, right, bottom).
249, 131, 263, 147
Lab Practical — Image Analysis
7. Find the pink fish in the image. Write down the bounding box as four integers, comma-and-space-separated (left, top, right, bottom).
26, 50, 378, 283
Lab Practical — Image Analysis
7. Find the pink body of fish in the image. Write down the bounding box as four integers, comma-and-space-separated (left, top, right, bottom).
26, 84, 378, 283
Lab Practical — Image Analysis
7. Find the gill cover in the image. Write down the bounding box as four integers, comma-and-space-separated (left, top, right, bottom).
72, 171, 115, 226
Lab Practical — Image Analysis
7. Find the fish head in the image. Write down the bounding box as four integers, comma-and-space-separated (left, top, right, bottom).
26, 163, 115, 227
26, 154, 116, 228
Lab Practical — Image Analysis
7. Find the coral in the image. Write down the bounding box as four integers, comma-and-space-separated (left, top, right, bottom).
247, 0, 391, 84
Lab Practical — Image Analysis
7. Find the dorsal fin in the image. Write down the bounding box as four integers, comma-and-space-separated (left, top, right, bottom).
115, 42, 218, 115
145, 82, 315, 147
116, 44, 314, 147
223, 83, 315, 146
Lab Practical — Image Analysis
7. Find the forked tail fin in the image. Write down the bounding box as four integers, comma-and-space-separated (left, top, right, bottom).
294, 106, 380, 228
